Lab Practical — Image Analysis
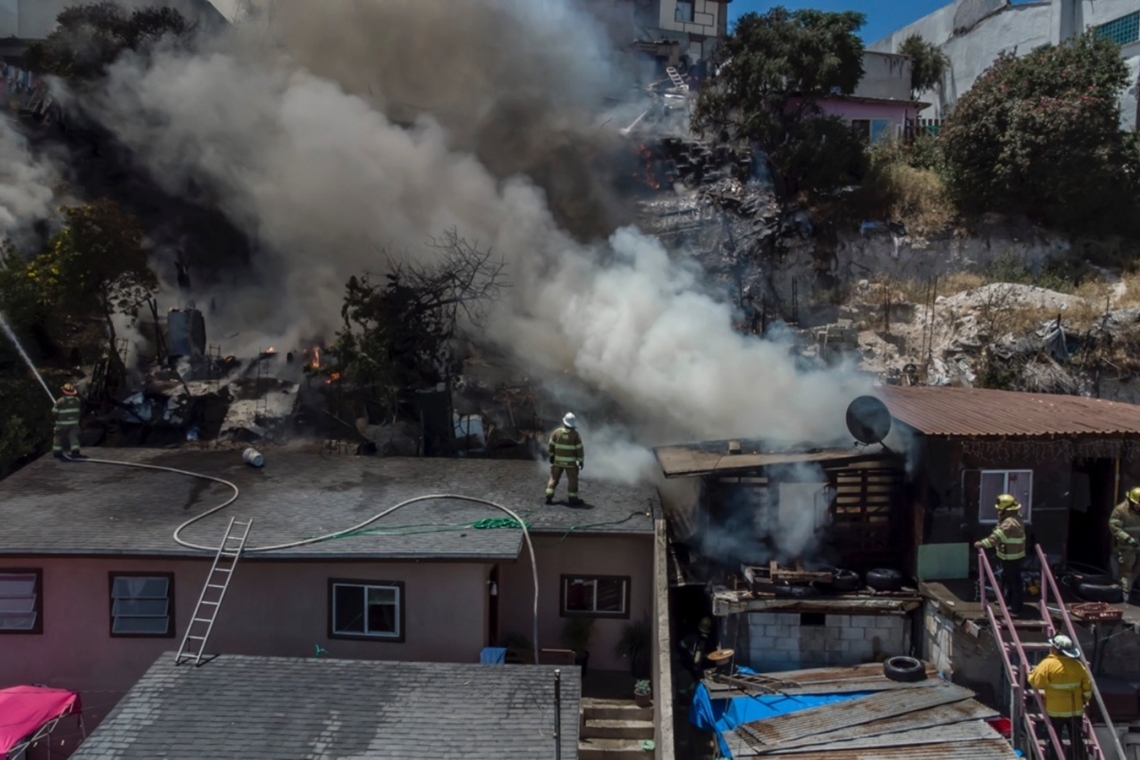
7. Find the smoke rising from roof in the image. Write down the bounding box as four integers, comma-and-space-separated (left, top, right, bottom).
84, 0, 867, 458
0, 116, 57, 242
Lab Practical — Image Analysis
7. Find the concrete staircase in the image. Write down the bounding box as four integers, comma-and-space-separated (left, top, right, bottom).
578, 698, 655, 759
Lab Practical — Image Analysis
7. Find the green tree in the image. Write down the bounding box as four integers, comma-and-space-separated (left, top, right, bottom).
692, 7, 868, 206
23, 2, 191, 83
899, 34, 949, 96
940, 32, 1140, 235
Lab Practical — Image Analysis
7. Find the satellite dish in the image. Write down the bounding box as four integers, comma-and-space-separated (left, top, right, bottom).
846, 395, 892, 446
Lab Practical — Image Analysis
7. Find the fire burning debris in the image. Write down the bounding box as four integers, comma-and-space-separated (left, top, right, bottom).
629, 143, 676, 192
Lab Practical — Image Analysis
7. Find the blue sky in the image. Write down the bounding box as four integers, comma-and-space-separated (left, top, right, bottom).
728, 1, 950, 44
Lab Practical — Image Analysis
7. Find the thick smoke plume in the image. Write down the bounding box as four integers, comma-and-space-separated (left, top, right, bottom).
0, 115, 58, 242
86, 0, 867, 456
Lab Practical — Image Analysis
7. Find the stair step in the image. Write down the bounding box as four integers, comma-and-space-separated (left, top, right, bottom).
577, 737, 653, 759
581, 718, 654, 741
582, 700, 653, 722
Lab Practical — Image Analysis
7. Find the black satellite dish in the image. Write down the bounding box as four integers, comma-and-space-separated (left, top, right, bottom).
846, 395, 892, 446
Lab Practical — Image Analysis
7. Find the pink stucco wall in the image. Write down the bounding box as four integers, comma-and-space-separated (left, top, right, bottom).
0, 556, 491, 744
815, 97, 921, 126
498, 534, 655, 673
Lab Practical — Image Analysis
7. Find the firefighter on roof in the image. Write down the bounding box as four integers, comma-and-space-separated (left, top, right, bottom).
1109, 486, 1140, 596
51, 383, 86, 460
974, 493, 1026, 614
546, 412, 584, 505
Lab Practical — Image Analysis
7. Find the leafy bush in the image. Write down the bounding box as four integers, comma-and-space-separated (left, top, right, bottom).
940, 33, 1140, 237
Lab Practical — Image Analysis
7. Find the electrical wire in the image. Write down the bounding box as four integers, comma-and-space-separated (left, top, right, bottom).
62, 454, 541, 665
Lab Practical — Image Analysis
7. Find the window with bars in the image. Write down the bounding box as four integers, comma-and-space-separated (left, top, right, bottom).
329, 580, 404, 641
110, 573, 173, 636
979, 470, 1033, 524
561, 575, 630, 618
1095, 11, 1140, 47
0, 570, 42, 634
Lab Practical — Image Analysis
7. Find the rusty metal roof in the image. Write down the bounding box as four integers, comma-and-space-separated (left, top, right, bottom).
879, 385, 1140, 438
724, 739, 1017, 759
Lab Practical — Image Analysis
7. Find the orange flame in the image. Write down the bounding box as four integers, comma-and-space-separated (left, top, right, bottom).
325, 372, 341, 385
311, 346, 320, 369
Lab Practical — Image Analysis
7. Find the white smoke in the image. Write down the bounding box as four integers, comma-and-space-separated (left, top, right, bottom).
0, 114, 58, 241
81, 0, 868, 465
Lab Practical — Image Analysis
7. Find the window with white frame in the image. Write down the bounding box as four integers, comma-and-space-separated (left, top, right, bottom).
0, 570, 42, 633
110, 574, 173, 636
979, 470, 1033, 524
329, 580, 404, 641
561, 575, 630, 618
675, 1, 694, 23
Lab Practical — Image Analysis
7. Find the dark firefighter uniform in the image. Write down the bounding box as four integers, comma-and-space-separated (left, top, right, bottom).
52, 383, 82, 459
546, 412, 584, 505
1109, 487, 1140, 595
975, 493, 1026, 613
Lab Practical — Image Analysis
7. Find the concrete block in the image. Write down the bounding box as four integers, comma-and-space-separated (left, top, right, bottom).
774, 637, 800, 653
848, 640, 875, 659
851, 615, 876, 628
865, 626, 895, 642
775, 613, 800, 626
826, 639, 846, 652
841, 626, 865, 641
694, 12, 714, 25
826, 615, 850, 627
750, 635, 776, 651
748, 612, 772, 626
765, 624, 792, 639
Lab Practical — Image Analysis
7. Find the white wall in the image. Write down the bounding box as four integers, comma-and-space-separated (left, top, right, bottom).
855, 52, 914, 102
0, 0, 16, 38
868, 0, 1138, 125
744, 611, 910, 672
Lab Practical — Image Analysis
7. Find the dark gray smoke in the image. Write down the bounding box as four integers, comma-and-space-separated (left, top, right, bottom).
0, 115, 58, 243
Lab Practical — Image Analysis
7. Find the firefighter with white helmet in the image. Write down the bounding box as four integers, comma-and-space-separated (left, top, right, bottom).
975, 493, 1027, 614
1028, 634, 1091, 759
545, 412, 584, 505
1109, 486, 1140, 596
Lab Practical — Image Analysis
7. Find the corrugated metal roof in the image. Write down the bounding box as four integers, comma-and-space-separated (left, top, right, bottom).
739, 683, 975, 746
777, 720, 1001, 753
879, 385, 1140, 438
727, 739, 1018, 759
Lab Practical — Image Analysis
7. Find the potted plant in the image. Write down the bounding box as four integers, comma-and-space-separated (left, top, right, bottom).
561, 617, 595, 676
616, 615, 652, 679
634, 679, 652, 708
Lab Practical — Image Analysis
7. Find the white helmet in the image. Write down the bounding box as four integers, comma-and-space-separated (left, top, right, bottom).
1049, 634, 1081, 659
562, 412, 577, 429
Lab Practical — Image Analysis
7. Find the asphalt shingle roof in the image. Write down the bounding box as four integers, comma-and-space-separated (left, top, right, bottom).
69, 654, 581, 760
0, 449, 656, 558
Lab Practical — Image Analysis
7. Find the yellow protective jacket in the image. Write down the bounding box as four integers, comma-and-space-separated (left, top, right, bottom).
548, 427, 584, 468
979, 514, 1026, 560
1109, 501, 1140, 551
1028, 652, 1092, 718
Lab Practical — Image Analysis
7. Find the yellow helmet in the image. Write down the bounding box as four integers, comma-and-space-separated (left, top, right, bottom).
995, 494, 1020, 512
1128, 486, 1140, 505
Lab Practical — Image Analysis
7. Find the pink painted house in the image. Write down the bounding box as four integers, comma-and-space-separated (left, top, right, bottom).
817, 51, 933, 143
0, 449, 663, 755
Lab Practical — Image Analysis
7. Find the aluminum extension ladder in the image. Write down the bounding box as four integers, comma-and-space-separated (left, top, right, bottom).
979, 545, 1124, 759
665, 65, 689, 92
174, 517, 253, 666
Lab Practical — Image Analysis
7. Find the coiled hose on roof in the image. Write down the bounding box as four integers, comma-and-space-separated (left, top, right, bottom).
62, 453, 541, 664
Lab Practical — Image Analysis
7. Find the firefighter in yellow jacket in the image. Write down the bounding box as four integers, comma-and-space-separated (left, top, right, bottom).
1028, 634, 1091, 760
51, 383, 86, 460
975, 494, 1027, 614
546, 412, 584, 505
1109, 487, 1140, 595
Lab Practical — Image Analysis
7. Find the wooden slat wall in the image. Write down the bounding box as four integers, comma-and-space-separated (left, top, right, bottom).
829, 464, 907, 569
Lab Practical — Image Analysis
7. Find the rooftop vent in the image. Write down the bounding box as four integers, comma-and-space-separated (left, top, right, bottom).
727, 440, 742, 455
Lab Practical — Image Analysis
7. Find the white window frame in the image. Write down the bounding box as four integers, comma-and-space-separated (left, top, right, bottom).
978, 469, 1033, 524
110, 574, 172, 636
0, 570, 41, 633
330, 581, 403, 640
561, 575, 630, 618
675, 1, 695, 23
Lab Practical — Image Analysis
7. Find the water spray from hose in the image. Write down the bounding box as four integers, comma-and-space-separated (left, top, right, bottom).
0, 312, 56, 404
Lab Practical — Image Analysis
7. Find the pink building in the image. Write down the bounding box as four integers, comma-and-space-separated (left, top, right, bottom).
0, 450, 663, 756
818, 51, 934, 143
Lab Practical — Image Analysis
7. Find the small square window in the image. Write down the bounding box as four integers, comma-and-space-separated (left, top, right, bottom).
109, 573, 173, 637
0, 570, 42, 634
329, 580, 404, 641
675, 1, 694, 23
561, 575, 631, 618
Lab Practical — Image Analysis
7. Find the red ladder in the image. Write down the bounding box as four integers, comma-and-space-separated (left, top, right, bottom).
979, 545, 1125, 759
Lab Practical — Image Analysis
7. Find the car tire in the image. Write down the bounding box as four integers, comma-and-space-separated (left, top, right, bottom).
866, 568, 904, 592
773, 584, 820, 599
828, 569, 863, 592
883, 656, 927, 683
1076, 583, 1124, 604
1058, 562, 1113, 587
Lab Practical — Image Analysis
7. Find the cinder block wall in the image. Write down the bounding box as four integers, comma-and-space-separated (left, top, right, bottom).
744, 612, 910, 672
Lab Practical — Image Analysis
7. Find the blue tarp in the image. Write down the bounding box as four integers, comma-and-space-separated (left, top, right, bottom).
479, 647, 506, 665
689, 668, 875, 758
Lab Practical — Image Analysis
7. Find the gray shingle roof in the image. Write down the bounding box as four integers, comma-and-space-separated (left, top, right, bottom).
0, 449, 656, 558
69, 654, 581, 760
